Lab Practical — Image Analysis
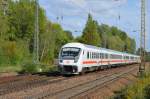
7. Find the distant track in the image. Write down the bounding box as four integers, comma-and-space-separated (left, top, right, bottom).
0, 75, 66, 95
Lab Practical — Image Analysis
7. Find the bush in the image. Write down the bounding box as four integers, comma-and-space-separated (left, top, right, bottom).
21, 62, 57, 73
0, 40, 31, 66
113, 89, 127, 99
21, 63, 42, 73
144, 84, 150, 99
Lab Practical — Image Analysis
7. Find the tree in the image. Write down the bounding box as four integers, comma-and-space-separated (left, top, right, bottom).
130, 39, 136, 53
81, 14, 101, 46
111, 26, 119, 36
97, 24, 111, 48
39, 21, 54, 63
64, 30, 74, 41
7, 0, 46, 41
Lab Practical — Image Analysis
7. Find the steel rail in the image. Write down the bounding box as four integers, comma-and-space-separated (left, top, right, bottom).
24, 65, 137, 99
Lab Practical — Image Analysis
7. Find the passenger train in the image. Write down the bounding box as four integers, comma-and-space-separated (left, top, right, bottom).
58, 43, 140, 74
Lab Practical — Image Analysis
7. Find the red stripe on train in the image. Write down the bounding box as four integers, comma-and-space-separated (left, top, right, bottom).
83, 61, 97, 64
82, 60, 135, 64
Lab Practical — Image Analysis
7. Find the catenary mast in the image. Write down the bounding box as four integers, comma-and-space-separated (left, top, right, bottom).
139, 0, 146, 76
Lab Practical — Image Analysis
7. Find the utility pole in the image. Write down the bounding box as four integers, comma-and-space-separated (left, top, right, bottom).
1, 0, 8, 15
34, 0, 39, 64
139, 0, 146, 76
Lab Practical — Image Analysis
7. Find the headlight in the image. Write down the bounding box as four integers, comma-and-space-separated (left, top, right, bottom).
73, 66, 78, 72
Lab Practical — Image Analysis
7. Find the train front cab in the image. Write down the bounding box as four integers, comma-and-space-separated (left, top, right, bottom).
58, 47, 83, 75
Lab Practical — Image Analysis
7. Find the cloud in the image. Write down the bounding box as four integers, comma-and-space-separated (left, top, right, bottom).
39, 0, 129, 37
65, 0, 86, 8
39, 0, 150, 51
40, 0, 127, 18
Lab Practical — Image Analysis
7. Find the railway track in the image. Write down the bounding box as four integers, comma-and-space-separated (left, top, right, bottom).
0, 74, 30, 84
51, 66, 137, 99
69, 67, 137, 99
0, 65, 129, 96
0, 75, 66, 96
22, 65, 137, 99
0, 64, 138, 99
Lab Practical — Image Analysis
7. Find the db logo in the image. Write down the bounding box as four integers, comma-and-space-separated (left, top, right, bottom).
66, 61, 70, 64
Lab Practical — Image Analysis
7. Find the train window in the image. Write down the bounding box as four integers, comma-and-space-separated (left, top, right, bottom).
131, 56, 134, 60
93, 52, 95, 59
100, 53, 101, 59
101, 53, 103, 59
92, 53, 93, 59
87, 52, 89, 59
103, 54, 105, 59
105, 54, 108, 59
110, 54, 113, 59
90, 52, 91, 59
96, 53, 97, 59
93, 53, 95, 59
126, 56, 129, 59
110, 54, 121, 59
124, 56, 126, 59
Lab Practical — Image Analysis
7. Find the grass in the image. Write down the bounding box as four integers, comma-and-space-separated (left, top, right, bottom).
0, 65, 22, 73
20, 62, 57, 74
0, 63, 57, 74
113, 71, 150, 99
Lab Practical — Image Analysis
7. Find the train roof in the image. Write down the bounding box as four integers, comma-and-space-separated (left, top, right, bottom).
62, 43, 139, 57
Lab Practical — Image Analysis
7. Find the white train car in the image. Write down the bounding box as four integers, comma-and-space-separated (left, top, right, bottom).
58, 43, 140, 74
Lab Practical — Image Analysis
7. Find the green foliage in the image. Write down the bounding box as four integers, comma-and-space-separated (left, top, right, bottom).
0, 39, 30, 66
97, 24, 110, 48
113, 72, 150, 99
81, 14, 101, 46
21, 63, 57, 73
21, 63, 42, 73
144, 84, 150, 99
0, 0, 9, 39
64, 30, 74, 41
76, 14, 136, 53
0, 0, 73, 72
6, 0, 47, 41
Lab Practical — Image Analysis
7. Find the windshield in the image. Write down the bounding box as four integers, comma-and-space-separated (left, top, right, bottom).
61, 47, 81, 59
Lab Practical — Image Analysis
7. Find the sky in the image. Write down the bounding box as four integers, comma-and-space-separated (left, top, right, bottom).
39, 0, 150, 51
